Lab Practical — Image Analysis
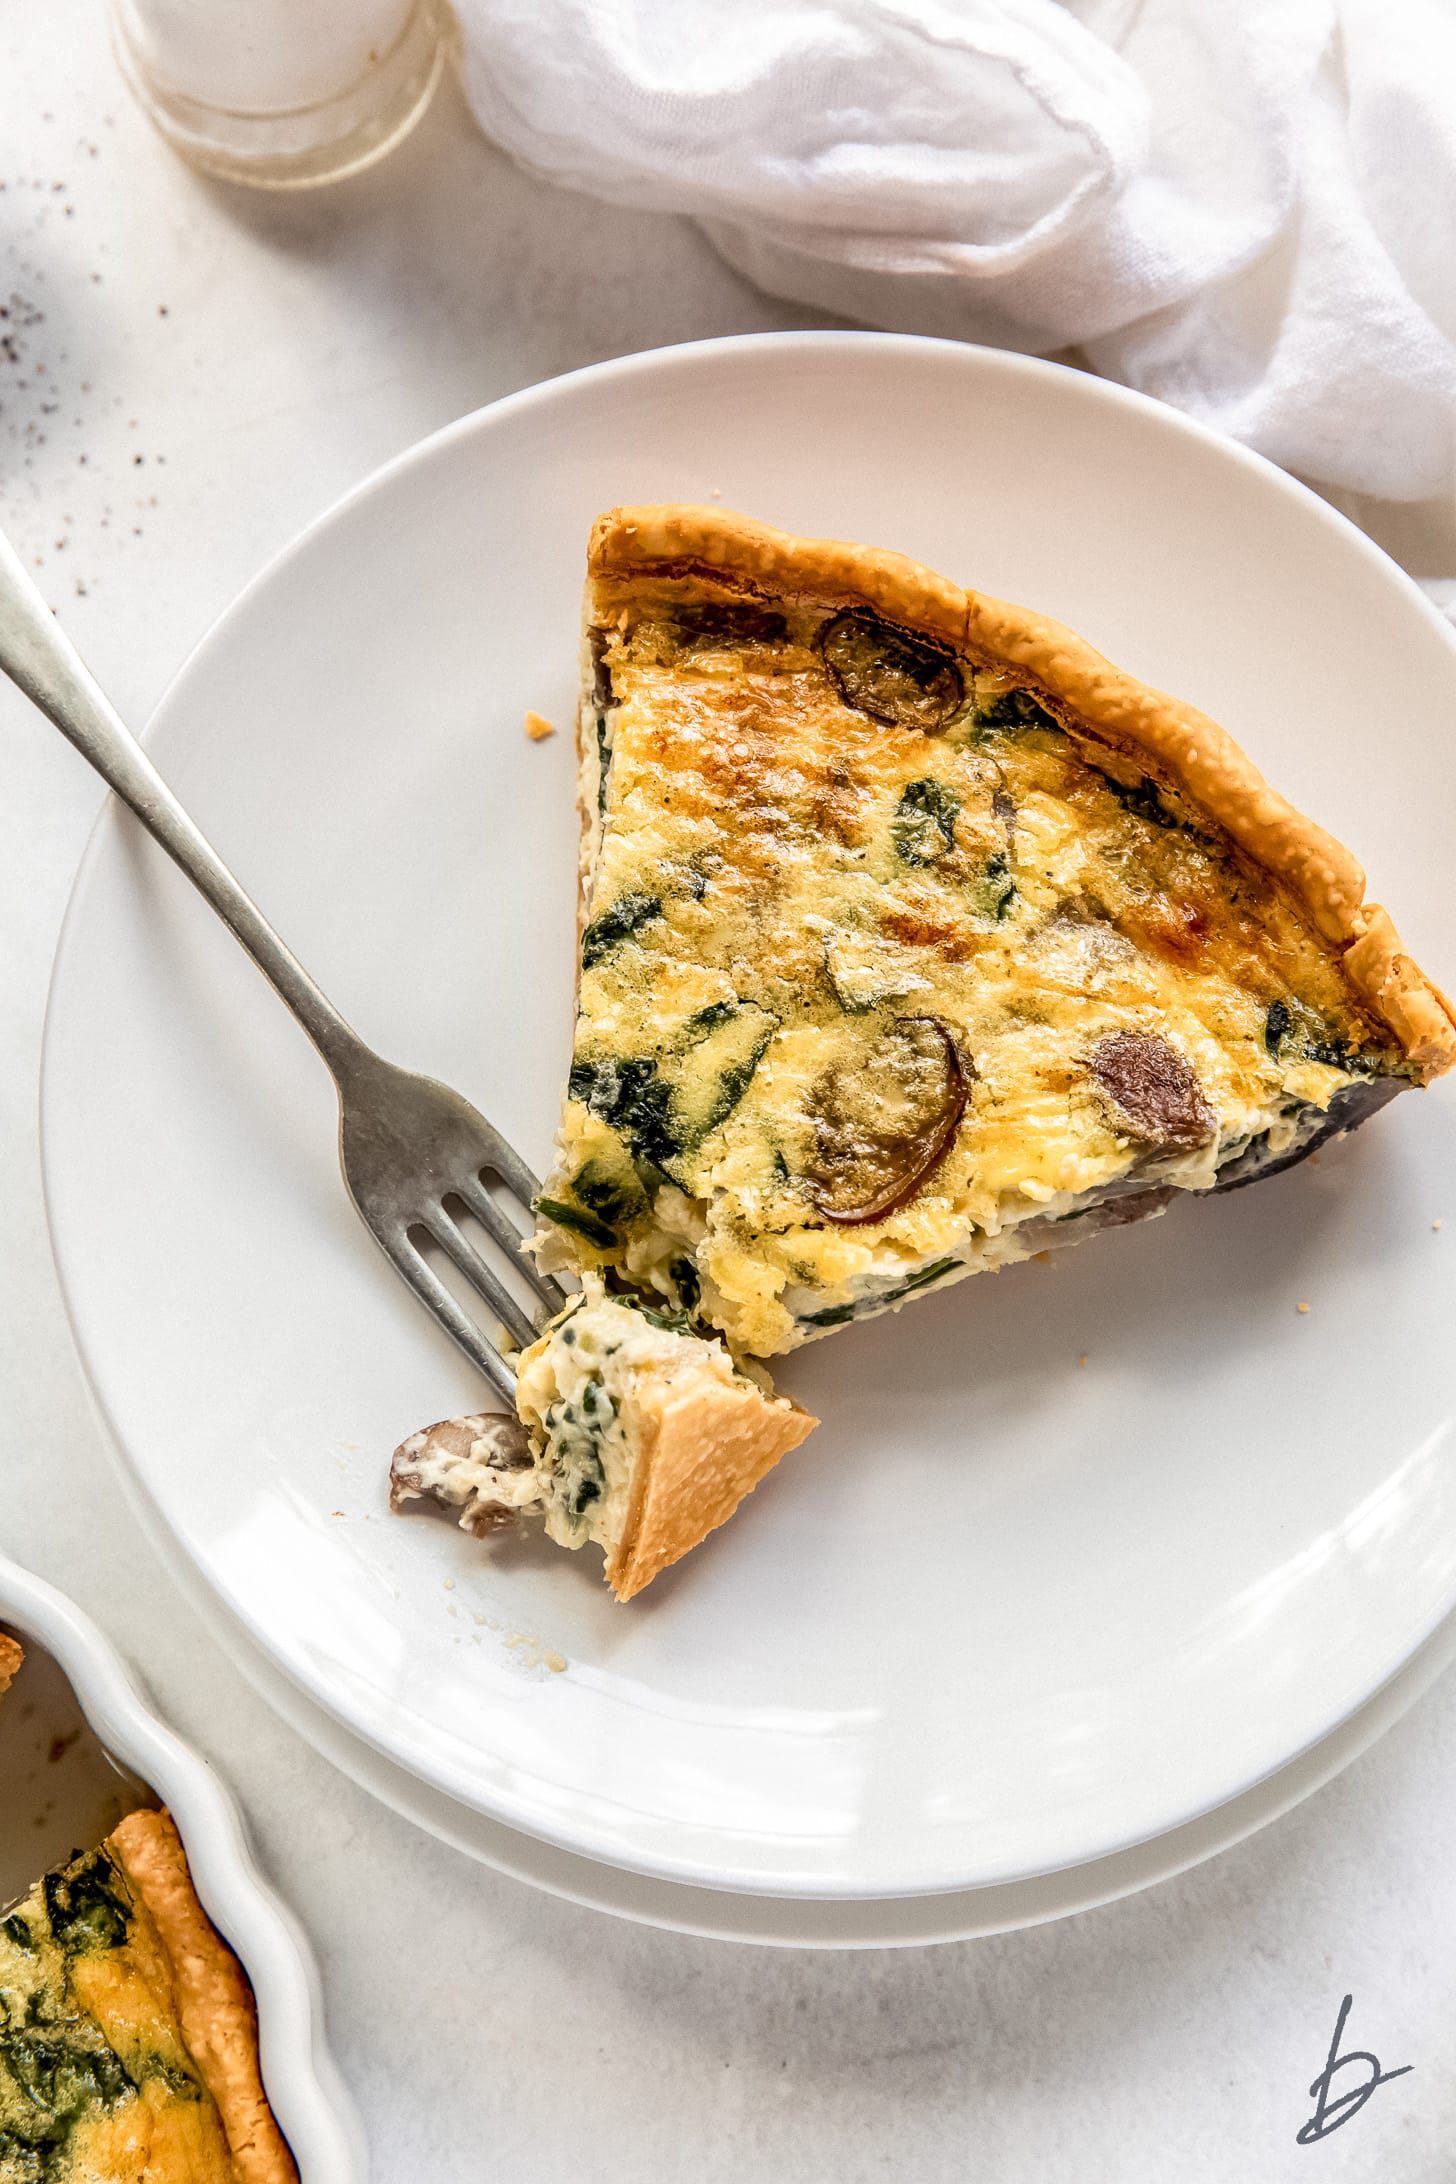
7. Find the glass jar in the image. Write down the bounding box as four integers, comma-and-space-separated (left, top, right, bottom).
110, 0, 447, 190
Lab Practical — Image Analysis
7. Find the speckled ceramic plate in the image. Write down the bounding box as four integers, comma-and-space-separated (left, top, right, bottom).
41, 333, 1456, 1901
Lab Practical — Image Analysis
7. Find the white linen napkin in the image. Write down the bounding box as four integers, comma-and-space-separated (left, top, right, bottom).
453, 0, 1456, 504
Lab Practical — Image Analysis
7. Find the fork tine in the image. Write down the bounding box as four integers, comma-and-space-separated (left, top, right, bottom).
449, 1169, 534, 1255
374, 1227, 519, 1407
479, 1132, 547, 1213
424, 1203, 541, 1351
450, 1171, 572, 1313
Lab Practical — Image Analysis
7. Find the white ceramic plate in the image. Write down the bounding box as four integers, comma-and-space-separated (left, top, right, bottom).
112, 1461, 1456, 1946
42, 332, 1456, 1902
0, 1553, 365, 2178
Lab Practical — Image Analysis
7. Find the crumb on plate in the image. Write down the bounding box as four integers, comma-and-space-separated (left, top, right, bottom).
525, 709, 555, 741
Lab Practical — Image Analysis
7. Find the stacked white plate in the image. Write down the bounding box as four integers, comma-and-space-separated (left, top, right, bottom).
42, 335, 1456, 1943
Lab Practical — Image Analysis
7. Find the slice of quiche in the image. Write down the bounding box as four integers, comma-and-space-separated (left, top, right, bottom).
533, 504, 1456, 1357
0, 1807, 296, 2184
391, 1275, 817, 1601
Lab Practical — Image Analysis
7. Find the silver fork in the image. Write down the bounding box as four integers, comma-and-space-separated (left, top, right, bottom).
0, 527, 569, 1406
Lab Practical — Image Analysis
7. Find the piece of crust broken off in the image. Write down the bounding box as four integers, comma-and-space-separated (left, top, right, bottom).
397, 505, 1454, 1599
390, 1277, 817, 1602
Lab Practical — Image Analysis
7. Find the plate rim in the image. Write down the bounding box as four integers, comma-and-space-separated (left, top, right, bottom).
63, 1386, 1456, 1948
40, 328, 1456, 1901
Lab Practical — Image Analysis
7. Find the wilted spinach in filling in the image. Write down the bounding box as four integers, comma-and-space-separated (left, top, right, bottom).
544, 1375, 614, 1519
580, 890, 662, 970
0, 1844, 212, 2184
892, 777, 962, 867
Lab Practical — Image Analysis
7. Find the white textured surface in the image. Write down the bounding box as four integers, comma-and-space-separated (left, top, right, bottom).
2, 8, 1455, 2177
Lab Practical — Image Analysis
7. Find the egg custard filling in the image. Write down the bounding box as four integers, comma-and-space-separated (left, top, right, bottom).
533, 506, 1456, 1360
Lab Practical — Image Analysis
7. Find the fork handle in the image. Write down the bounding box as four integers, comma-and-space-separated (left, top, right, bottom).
0, 525, 368, 1082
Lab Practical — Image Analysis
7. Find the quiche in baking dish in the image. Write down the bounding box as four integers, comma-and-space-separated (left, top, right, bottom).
0, 1806, 295, 2183
533, 505, 1455, 1359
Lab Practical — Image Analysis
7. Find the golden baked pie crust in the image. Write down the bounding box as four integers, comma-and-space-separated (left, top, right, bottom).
604, 1368, 817, 1601
106, 1810, 298, 2184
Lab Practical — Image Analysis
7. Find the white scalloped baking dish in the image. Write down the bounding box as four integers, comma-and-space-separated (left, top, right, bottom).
0, 1550, 366, 2183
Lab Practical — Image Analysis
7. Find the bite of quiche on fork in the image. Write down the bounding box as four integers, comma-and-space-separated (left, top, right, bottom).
396, 504, 1454, 1597
0, 1805, 297, 2184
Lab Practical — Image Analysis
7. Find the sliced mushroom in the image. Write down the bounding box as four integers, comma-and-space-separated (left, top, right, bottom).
588, 625, 614, 708
806, 1015, 969, 1223
389, 1413, 538, 1536
820, 611, 964, 733
672, 601, 789, 646
1091, 1030, 1216, 1149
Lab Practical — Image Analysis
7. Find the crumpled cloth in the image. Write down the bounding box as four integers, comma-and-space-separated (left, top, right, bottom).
453, 0, 1456, 503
